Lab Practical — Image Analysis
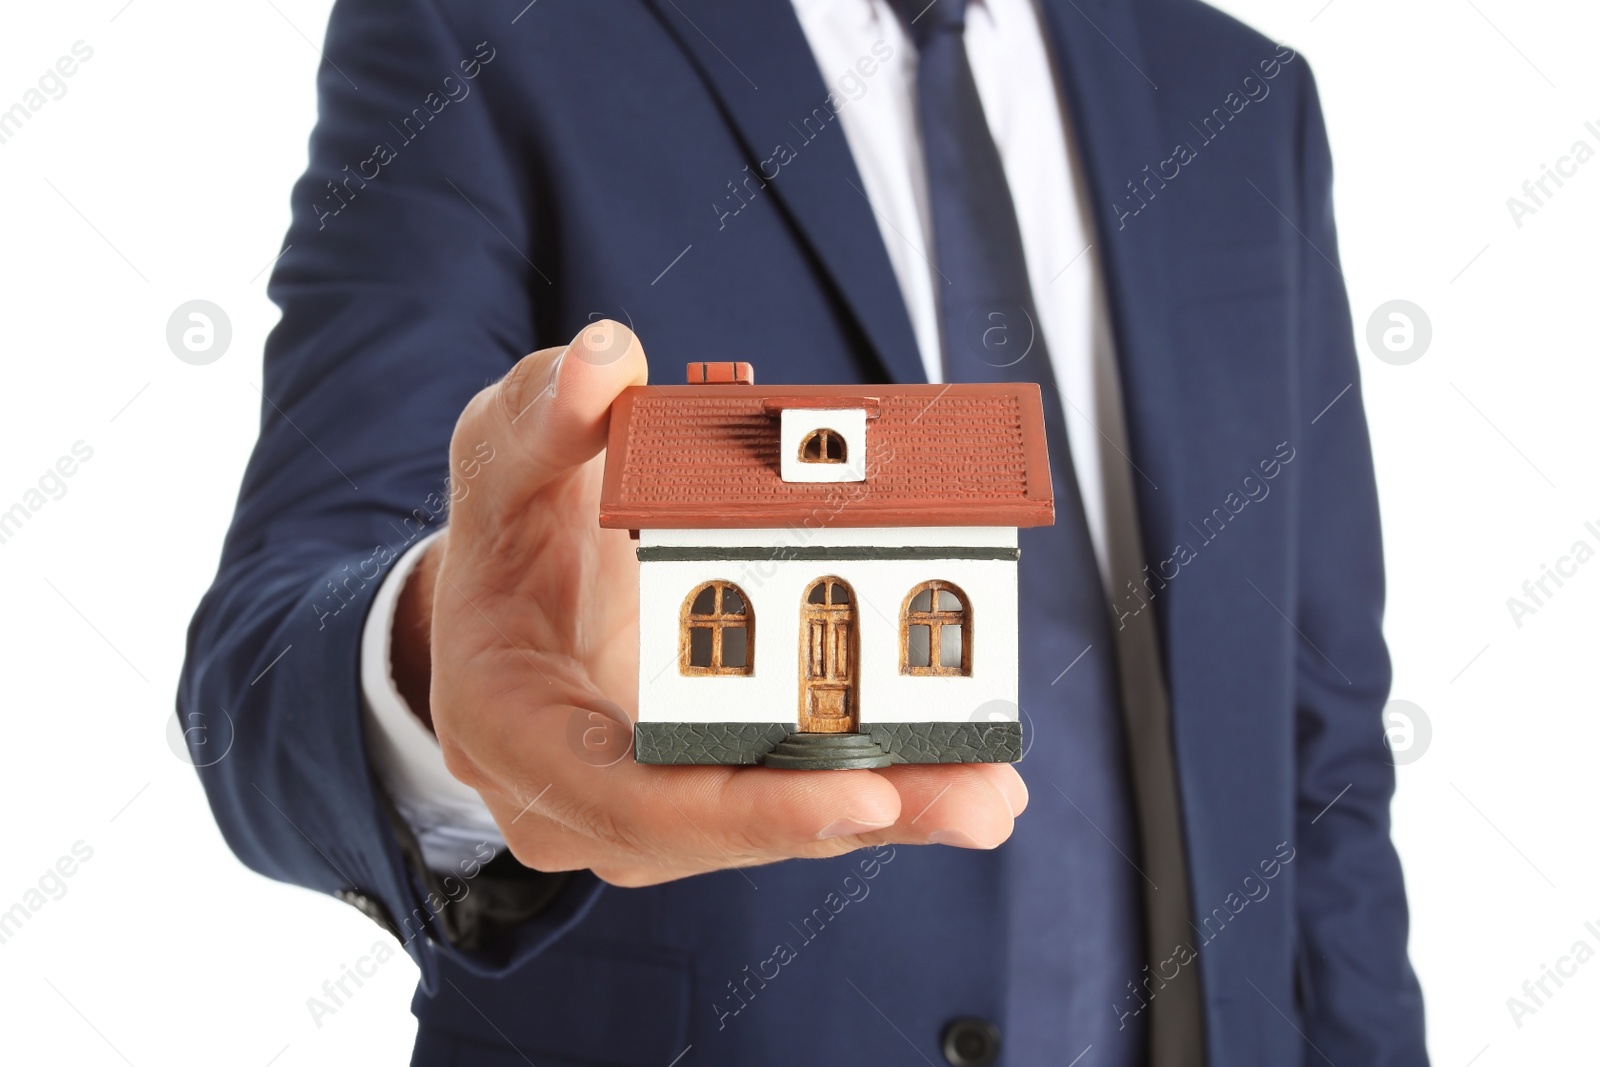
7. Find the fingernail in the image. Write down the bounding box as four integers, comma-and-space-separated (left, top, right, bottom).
927, 829, 982, 849
502, 349, 563, 425
999, 778, 1026, 818
818, 817, 892, 841
539, 349, 565, 403
575, 319, 635, 368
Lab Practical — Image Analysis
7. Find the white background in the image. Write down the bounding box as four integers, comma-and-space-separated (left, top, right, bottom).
0, 1, 1595, 1063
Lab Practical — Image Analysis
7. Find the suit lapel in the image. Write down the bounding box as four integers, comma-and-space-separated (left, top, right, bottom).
642, 0, 926, 385
1036, 0, 1184, 633
1038, 13, 1215, 1057
641, 0, 1184, 550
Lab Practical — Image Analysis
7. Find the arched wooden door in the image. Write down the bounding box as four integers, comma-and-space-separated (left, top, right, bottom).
799, 577, 858, 733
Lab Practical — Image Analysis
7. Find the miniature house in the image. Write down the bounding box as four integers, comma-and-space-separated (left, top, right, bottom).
599, 362, 1055, 769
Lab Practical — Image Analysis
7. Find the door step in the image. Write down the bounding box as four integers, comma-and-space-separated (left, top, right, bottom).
761, 731, 892, 770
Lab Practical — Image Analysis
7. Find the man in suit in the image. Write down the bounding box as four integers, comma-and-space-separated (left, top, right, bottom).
180, 0, 1427, 1063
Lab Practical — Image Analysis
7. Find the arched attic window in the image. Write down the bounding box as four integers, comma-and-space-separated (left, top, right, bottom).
799, 428, 847, 464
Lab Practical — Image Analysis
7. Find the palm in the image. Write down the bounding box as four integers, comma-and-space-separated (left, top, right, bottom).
439, 455, 639, 733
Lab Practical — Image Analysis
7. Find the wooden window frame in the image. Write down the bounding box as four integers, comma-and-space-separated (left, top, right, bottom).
798, 428, 847, 464
899, 580, 971, 676
680, 581, 754, 676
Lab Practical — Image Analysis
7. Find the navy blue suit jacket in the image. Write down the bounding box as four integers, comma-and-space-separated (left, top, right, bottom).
180, 0, 1427, 1063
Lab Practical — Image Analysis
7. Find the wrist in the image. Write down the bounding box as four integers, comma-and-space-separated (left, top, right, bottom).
392, 532, 443, 732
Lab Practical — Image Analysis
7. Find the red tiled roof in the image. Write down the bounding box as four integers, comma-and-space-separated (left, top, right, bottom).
599, 383, 1054, 529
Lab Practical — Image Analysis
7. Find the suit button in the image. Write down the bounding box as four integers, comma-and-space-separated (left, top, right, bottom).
941, 1017, 1000, 1067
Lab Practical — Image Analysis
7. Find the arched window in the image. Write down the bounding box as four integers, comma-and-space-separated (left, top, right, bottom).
681, 581, 753, 675
901, 581, 970, 676
799, 428, 847, 463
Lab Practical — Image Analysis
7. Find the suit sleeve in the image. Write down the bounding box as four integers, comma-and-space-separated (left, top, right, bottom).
1287, 65, 1429, 1065
177, 0, 603, 989
360, 532, 508, 874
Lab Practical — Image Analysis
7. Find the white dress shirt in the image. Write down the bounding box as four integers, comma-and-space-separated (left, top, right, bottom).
360, 528, 504, 866
361, 0, 1145, 871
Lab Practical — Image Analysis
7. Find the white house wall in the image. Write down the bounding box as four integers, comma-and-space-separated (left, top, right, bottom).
636, 528, 1018, 726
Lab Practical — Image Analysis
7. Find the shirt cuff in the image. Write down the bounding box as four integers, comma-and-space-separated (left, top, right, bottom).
360, 529, 507, 872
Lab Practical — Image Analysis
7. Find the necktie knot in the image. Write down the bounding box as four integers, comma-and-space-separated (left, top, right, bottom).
890, 0, 968, 48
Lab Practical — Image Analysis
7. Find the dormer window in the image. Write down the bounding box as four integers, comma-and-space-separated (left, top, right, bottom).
799, 429, 847, 464
774, 405, 869, 483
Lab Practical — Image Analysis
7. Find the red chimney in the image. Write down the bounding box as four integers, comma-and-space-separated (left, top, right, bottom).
686, 361, 754, 385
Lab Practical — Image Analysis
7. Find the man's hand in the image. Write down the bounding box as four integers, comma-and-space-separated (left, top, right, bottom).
393, 322, 1027, 887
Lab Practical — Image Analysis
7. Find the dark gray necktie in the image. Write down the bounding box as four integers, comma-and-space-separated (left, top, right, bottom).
887, 1, 1150, 1062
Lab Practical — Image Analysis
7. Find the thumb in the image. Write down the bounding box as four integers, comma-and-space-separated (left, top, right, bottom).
449, 320, 647, 528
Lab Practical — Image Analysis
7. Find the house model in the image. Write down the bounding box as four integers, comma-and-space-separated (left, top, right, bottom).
598, 362, 1055, 770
